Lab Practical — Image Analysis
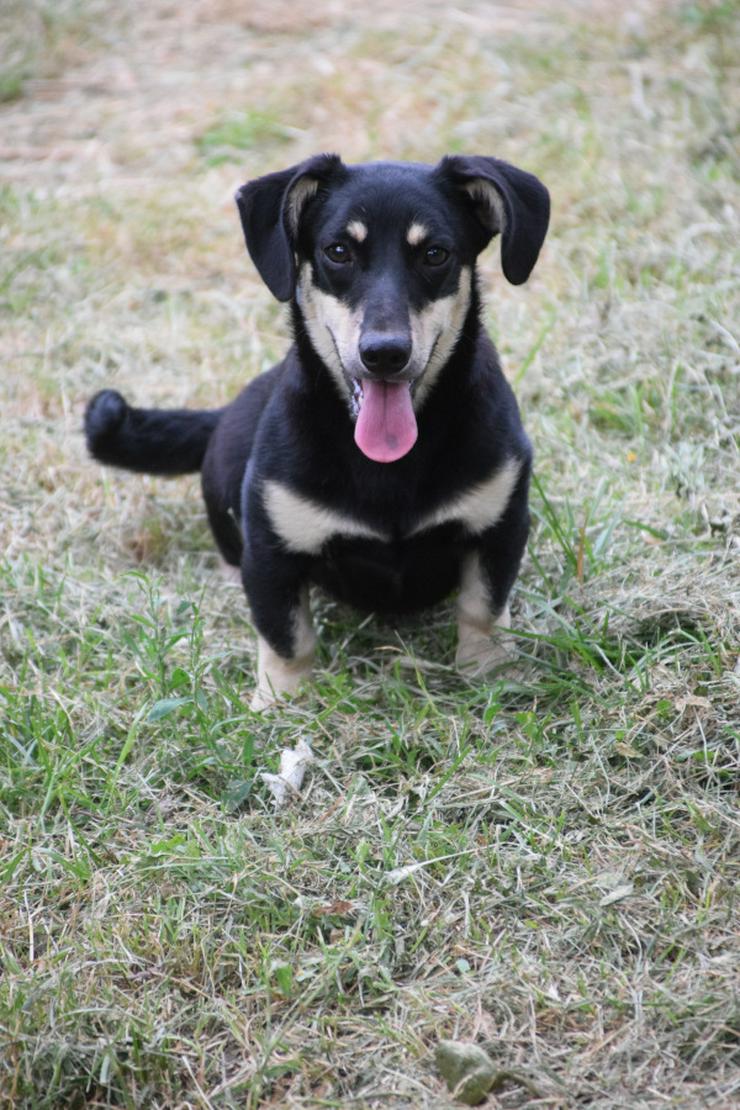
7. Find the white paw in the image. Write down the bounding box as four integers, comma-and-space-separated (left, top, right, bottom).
455, 623, 515, 677
250, 635, 314, 712
250, 685, 280, 712
219, 558, 243, 586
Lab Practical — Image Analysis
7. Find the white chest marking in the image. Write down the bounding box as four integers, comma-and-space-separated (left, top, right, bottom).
263, 480, 388, 555
411, 457, 521, 537
263, 459, 520, 555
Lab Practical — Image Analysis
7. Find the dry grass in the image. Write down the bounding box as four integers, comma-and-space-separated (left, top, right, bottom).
1, 1, 738, 1107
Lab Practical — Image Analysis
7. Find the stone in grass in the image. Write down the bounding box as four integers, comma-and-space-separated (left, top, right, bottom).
435, 1040, 498, 1105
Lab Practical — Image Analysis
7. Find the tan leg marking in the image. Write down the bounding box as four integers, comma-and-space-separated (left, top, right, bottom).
250, 589, 316, 711
455, 553, 515, 675
219, 557, 242, 586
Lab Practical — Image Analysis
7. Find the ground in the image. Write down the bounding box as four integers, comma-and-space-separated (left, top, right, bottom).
0, 1, 738, 1107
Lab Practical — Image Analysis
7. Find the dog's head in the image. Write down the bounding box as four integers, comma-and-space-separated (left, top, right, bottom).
235, 155, 549, 462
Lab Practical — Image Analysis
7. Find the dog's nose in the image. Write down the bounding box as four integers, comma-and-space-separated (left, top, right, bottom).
359, 333, 411, 376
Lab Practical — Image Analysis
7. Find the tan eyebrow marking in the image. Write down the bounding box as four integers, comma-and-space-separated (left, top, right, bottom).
346, 220, 368, 242
406, 222, 428, 246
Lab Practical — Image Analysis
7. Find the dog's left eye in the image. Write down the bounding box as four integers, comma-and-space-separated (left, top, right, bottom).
324, 243, 352, 264
423, 246, 450, 267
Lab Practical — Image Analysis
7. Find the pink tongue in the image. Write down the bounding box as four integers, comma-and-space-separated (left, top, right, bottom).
354, 380, 418, 463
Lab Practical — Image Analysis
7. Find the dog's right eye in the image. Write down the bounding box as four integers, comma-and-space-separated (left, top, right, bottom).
423, 246, 450, 267
324, 243, 352, 264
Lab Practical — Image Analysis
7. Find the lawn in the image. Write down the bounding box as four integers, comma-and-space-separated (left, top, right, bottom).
0, 1, 738, 1106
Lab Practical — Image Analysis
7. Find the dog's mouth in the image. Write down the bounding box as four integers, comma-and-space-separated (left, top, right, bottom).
350, 377, 418, 464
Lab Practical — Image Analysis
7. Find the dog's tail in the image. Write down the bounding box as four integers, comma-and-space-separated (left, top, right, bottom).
84, 389, 224, 475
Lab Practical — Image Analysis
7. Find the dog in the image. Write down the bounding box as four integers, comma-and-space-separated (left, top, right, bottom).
85, 154, 550, 709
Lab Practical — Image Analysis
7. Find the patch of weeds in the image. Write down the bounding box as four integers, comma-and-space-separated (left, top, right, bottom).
0, 245, 72, 316
0, 0, 125, 101
587, 381, 665, 439
679, 1, 738, 35
632, 608, 707, 651
529, 473, 621, 591
196, 111, 294, 166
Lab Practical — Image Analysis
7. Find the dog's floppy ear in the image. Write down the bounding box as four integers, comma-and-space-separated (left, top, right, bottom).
235, 153, 343, 301
438, 155, 550, 285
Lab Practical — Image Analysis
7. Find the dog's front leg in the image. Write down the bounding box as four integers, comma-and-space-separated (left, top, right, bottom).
455, 515, 528, 676
251, 590, 316, 711
241, 544, 316, 711
455, 552, 514, 675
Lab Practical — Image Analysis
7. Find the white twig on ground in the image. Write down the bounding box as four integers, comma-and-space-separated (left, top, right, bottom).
260, 737, 314, 807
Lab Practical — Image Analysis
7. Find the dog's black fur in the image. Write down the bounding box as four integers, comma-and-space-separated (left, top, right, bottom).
85, 154, 549, 707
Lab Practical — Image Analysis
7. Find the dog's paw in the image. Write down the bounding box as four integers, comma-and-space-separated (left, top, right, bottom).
251, 636, 314, 712
455, 624, 517, 678
250, 685, 281, 712
250, 669, 312, 712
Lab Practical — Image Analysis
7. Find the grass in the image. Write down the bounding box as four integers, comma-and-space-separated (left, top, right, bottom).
1, 0, 739, 1106
0, 0, 124, 103
196, 111, 296, 166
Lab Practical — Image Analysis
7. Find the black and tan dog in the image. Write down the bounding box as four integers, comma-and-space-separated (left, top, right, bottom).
85, 154, 550, 708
